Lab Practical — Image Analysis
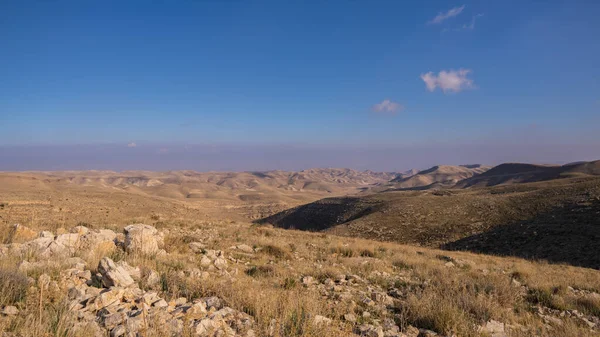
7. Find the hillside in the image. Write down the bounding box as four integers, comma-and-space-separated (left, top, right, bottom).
388, 164, 490, 190
456, 160, 600, 188
2, 205, 600, 336
259, 175, 600, 269
1, 167, 600, 336
0, 169, 397, 222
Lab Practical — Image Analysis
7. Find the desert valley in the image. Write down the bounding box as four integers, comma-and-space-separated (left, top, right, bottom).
1, 161, 600, 337
3, 2, 600, 336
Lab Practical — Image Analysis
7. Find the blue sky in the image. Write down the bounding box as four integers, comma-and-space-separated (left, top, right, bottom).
1, 1, 599, 170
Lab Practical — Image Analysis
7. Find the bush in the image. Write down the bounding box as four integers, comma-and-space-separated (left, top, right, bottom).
246, 265, 275, 278
330, 246, 354, 257
526, 288, 567, 311
282, 277, 297, 289
574, 296, 600, 317
0, 268, 29, 306
359, 249, 376, 258
392, 259, 413, 270
261, 244, 289, 259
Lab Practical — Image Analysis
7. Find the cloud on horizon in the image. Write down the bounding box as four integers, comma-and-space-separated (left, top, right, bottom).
421, 69, 474, 93
372, 100, 403, 115
428, 5, 465, 25
127, 142, 137, 148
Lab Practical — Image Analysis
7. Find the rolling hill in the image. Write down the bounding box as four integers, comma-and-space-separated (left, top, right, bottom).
456, 160, 600, 188
389, 164, 490, 189
258, 163, 600, 269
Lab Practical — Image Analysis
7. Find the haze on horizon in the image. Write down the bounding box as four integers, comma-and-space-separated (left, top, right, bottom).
1, 1, 599, 171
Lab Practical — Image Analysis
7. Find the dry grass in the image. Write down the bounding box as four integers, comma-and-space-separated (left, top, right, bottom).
1, 174, 600, 336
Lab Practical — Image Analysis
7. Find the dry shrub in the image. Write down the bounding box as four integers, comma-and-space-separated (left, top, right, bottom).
392, 259, 413, 270
0, 267, 29, 306
573, 296, 600, 317
246, 265, 276, 278
526, 287, 568, 311
281, 277, 298, 290
162, 234, 199, 254
330, 246, 354, 257
261, 244, 289, 259
359, 248, 377, 258
398, 268, 519, 336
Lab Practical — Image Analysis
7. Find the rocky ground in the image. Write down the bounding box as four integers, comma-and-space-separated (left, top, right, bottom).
1, 221, 600, 336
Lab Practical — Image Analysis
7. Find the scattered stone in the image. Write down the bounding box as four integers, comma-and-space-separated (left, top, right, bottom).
344, 313, 357, 323
2, 306, 19, 316
444, 261, 455, 268
236, 244, 254, 253
480, 320, 506, 337
214, 257, 228, 270
302, 276, 314, 285
313, 315, 332, 326
145, 269, 161, 287
354, 324, 384, 337
189, 242, 205, 253
97, 257, 135, 288
123, 224, 163, 255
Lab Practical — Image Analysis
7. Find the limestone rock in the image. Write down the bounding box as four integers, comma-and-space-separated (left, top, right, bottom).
2, 306, 19, 316
236, 244, 254, 253
55, 233, 81, 250
313, 315, 332, 326
123, 224, 163, 255
344, 313, 357, 323
9, 224, 38, 242
189, 242, 205, 253
98, 257, 135, 288
480, 320, 506, 337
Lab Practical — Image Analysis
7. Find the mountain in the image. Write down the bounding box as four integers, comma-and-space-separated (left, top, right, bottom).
0, 169, 398, 222
388, 164, 491, 189
258, 171, 600, 269
456, 160, 600, 188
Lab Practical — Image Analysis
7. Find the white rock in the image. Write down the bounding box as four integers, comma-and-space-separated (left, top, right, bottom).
313, 315, 332, 326
236, 244, 254, 253
123, 224, 163, 255
189, 242, 205, 253
214, 257, 228, 270
2, 306, 19, 315
481, 320, 506, 337
98, 257, 135, 288
55, 233, 81, 250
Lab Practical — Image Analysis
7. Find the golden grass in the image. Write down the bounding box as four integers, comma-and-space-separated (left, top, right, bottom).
1, 179, 600, 336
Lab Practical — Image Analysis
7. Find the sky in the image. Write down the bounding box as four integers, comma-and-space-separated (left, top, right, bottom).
1, 0, 599, 171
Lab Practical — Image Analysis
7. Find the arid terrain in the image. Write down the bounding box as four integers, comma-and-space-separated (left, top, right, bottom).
1, 162, 600, 336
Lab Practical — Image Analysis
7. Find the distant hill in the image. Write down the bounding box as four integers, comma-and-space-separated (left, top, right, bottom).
258, 161, 600, 269
456, 160, 600, 188
0, 169, 398, 214
389, 164, 490, 189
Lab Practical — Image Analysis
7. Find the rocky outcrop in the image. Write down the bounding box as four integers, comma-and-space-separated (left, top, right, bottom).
123, 224, 164, 255
2, 224, 254, 336
97, 257, 136, 288
3, 226, 117, 259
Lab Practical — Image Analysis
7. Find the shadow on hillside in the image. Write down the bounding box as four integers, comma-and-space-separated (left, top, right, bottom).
442, 198, 600, 270
255, 197, 381, 231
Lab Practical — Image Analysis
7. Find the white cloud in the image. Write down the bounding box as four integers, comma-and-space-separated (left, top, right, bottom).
127, 142, 137, 148
420, 69, 474, 93
372, 100, 403, 114
428, 5, 465, 24
460, 13, 484, 30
